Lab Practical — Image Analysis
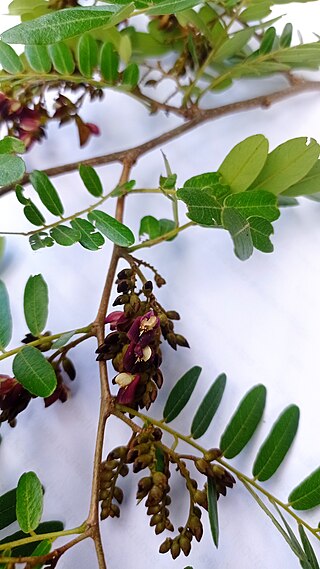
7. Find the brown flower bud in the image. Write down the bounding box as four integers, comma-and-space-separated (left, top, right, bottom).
146, 485, 163, 506
166, 310, 180, 320
108, 446, 127, 460
175, 334, 190, 348
133, 453, 153, 472
150, 513, 162, 526
113, 294, 129, 306
113, 486, 124, 504
110, 503, 120, 518
204, 448, 222, 462
166, 332, 177, 350
103, 459, 118, 471
179, 534, 191, 556
119, 464, 129, 477
117, 268, 134, 280
155, 274, 166, 287
188, 515, 203, 542
129, 294, 140, 312
159, 538, 172, 554
155, 521, 166, 534
170, 539, 181, 559
194, 490, 208, 509
152, 471, 167, 488
152, 427, 163, 441
195, 458, 211, 476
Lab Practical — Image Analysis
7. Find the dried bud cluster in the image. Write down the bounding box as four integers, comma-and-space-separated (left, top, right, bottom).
159, 504, 203, 559
96, 267, 189, 409
100, 446, 129, 520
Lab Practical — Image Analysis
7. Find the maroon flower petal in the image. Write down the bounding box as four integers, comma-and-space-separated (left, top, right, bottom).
116, 375, 140, 405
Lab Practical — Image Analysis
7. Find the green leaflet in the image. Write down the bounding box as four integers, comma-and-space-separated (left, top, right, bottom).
221, 207, 253, 261
0, 136, 25, 154
48, 42, 75, 75
0, 280, 12, 350
31, 540, 52, 569
79, 164, 103, 197
50, 225, 81, 246
147, 0, 200, 16
289, 467, 320, 510
0, 40, 23, 73
16, 184, 46, 226
239, 3, 271, 23
25, 44, 51, 73
274, 43, 320, 65
0, 154, 25, 186
280, 23, 293, 48
119, 34, 132, 64
249, 138, 320, 194
51, 331, 75, 349
207, 477, 219, 548
252, 405, 300, 481
282, 161, 320, 197
298, 526, 320, 569
0, 521, 64, 557
191, 373, 226, 439
16, 472, 43, 533
1, 7, 122, 45
77, 33, 98, 78
220, 385, 267, 458
122, 62, 140, 89
177, 185, 229, 226
24, 274, 49, 336
29, 232, 54, 251
259, 27, 276, 54
219, 135, 269, 193
29, 170, 64, 216
139, 215, 161, 239
13, 346, 57, 397
70, 218, 105, 251
224, 191, 280, 222
0, 488, 17, 530
163, 366, 201, 423
100, 42, 119, 83
249, 217, 274, 253
88, 210, 134, 247
214, 28, 254, 61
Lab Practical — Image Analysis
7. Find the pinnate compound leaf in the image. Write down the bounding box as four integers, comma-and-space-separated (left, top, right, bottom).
252, 405, 300, 481
191, 373, 226, 439
289, 468, 320, 510
0, 521, 64, 556
298, 526, 320, 569
219, 135, 269, 193
0, 136, 25, 154
30, 171, 64, 216
79, 164, 103, 197
139, 215, 160, 239
24, 274, 48, 336
77, 33, 98, 78
220, 385, 267, 458
100, 42, 119, 83
163, 366, 201, 423
221, 207, 253, 261
13, 346, 57, 397
71, 218, 105, 251
48, 42, 75, 75
25, 44, 51, 73
0, 154, 25, 186
50, 225, 81, 246
249, 138, 320, 195
0, 280, 12, 350
282, 161, 320, 197
147, 0, 200, 16
207, 477, 219, 548
0, 488, 16, 530
1, 7, 118, 45
0, 40, 23, 73
88, 210, 134, 247
16, 472, 43, 533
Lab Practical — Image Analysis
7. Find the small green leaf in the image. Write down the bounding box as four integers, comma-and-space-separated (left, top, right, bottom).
24, 202, 46, 226
31, 539, 52, 569
207, 477, 219, 548
177, 179, 230, 226
70, 218, 105, 251
159, 218, 176, 239
88, 210, 134, 247
147, 0, 200, 15
163, 366, 201, 423
222, 207, 253, 261
224, 190, 280, 222
219, 135, 269, 193
0, 136, 25, 154
299, 526, 320, 569
191, 373, 227, 439
119, 33, 132, 64
215, 28, 254, 61
122, 62, 139, 89
282, 161, 320, 197
77, 33, 98, 78
280, 23, 293, 48
250, 138, 320, 195
139, 215, 160, 239
24, 274, 49, 336
30, 170, 64, 216
240, 3, 271, 23
25, 45, 51, 73
252, 405, 300, 481
0, 488, 17, 530
0, 521, 64, 557
48, 42, 75, 75
16, 472, 43, 533
249, 217, 274, 253
13, 346, 57, 397
100, 42, 119, 83
0, 40, 23, 73
29, 232, 54, 251
51, 330, 75, 349
50, 225, 81, 246
220, 385, 267, 458
0, 280, 12, 350
259, 27, 276, 54
0, 154, 25, 186
289, 468, 320, 510
79, 164, 103, 197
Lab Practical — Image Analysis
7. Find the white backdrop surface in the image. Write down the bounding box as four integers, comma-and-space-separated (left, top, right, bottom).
1, 2, 320, 568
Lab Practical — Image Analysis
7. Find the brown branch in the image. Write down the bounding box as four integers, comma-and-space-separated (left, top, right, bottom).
1, 80, 320, 198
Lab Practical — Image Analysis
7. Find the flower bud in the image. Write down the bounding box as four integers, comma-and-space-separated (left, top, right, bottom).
204, 448, 222, 462
179, 535, 191, 556
113, 486, 124, 504
159, 538, 172, 554
170, 539, 181, 559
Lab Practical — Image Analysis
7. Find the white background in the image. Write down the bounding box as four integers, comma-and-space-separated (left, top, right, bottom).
1, 2, 320, 568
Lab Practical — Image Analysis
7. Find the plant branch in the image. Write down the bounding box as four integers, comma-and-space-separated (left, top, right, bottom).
0, 524, 86, 552
1, 80, 320, 199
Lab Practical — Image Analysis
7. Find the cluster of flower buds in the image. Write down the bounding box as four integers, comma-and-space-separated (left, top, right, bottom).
0, 93, 47, 149
100, 446, 129, 520
195, 449, 236, 498
159, 504, 203, 559
96, 267, 189, 409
